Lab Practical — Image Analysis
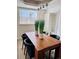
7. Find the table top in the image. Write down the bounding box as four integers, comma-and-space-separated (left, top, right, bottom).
26, 32, 61, 52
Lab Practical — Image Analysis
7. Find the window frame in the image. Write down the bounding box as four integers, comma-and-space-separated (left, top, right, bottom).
17, 7, 38, 25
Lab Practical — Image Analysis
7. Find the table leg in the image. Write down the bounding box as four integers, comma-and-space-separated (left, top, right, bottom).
35, 48, 38, 59
54, 45, 61, 59
35, 48, 45, 59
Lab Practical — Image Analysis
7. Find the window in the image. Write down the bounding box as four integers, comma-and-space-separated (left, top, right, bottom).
18, 7, 37, 24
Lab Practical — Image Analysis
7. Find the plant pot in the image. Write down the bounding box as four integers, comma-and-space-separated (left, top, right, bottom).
35, 31, 39, 37
39, 34, 43, 40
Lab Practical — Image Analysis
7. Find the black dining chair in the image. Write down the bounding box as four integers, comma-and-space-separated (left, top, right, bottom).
43, 31, 48, 35
45, 34, 60, 59
21, 33, 35, 59
24, 38, 35, 59
50, 34, 60, 40
49, 34, 60, 59
21, 33, 28, 49
21, 33, 29, 55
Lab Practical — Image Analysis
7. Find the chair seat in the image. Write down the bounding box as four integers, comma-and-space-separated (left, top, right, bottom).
27, 45, 35, 57
45, 50, 55, 59
21, 33, 35, 59
24, 38, 35, 58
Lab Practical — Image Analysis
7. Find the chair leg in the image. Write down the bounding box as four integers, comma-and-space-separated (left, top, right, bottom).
49, 50, 51, 59
24, 47, 26, 55
30, 57, 31, 59
42, 51, 45, 59
26, 48, 27, 56
25, 48, 27, 59
22, 42, 23, 49
25, 54, 26, 59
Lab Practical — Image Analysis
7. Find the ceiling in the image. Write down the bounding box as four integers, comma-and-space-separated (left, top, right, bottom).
23, 0, 52, 6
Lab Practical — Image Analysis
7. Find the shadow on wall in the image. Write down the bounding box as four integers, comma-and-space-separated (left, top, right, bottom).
17, 24, 34, 39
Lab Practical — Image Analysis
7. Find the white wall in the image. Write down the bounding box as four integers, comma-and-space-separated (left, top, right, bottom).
55, 11, 61, 36
17, 0, 39, 39
47, 0, 61, 13
44, 12, 57, 33
17, 7, 35, 39
17, 24, 34, 39
44, 0, 61, 35
37, 10, 46, 20
49, 13, 56, 32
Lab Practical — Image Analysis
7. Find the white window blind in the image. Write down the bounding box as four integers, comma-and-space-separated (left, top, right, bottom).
19, 7, 37, 24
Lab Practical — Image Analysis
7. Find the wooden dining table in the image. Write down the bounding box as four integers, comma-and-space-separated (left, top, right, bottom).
25, 32, 61, 59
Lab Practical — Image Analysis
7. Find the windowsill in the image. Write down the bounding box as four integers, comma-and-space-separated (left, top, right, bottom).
18, 21, 35, 25
17, 23, 34, 26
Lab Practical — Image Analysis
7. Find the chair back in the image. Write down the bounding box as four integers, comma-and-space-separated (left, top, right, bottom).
25, 39, 35, 58
21, 33, 28, 40
50, 34, 60, 40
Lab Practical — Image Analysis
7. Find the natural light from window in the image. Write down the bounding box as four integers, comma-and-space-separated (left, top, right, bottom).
19, 8, 37, 24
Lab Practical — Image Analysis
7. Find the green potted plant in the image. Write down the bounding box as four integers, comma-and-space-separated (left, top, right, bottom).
35, 20, 45, 39
39, 20, 44, 34
39, 20, 45, 39
35, 20, 39, 36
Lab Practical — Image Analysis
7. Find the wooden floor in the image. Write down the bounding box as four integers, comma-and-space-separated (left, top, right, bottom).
17, 39, 32, 59
17, 39, 54, 59
17, 39, 25, 59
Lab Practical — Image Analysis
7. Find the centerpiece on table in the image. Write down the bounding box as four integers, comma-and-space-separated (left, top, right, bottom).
35, 20, 45, 40
35, 20, 39, 36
